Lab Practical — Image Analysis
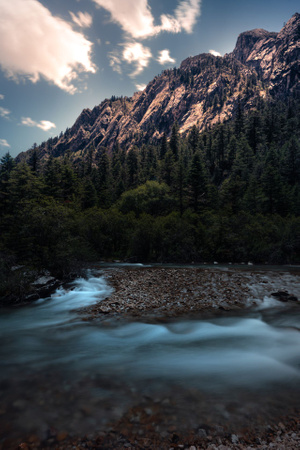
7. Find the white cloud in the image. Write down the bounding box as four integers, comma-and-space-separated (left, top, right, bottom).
0, 94, 4, 100
136, 83, 146, 91
93, 0, 155, 39
108, 52, 122, 74
38, 120, 57, 131
174, 0, 201, 34
0, 139, 10, 148
92, 0, 201, 38
70, 11, 93, 28
0, 0, 96, 94
21, 117, 56, 132
157, 50, 176, 65
0, 106, 10, 118
209, 49, 222, 57
122, 42, 152, 77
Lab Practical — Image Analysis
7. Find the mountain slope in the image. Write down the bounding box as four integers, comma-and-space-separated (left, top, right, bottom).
17, 13, 300, 164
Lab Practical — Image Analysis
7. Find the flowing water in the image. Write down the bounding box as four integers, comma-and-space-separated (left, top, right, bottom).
0, 266, 300, 444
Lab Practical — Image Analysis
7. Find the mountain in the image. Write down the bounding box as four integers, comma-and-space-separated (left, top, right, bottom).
18, 13, 300, 164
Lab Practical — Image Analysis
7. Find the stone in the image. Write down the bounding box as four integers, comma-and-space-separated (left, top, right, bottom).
197, 428, 207, 438
231, 434, 239, 444
56, 431, 68, 441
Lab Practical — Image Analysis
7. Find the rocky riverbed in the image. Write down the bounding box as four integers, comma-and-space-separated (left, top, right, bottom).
78, 266, 300, 322
1, 265, 300, 450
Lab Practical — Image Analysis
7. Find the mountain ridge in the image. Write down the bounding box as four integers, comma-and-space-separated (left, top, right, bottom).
17, 13, 300, 164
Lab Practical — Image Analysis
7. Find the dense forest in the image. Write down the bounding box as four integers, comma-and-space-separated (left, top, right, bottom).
1, 94, 300, 299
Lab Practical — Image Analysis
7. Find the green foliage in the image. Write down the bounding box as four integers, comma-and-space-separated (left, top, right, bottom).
117, 181, 174, 217
0, 93, 299, 282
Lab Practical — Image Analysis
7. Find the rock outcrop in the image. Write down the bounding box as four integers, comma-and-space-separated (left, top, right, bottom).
233, 13, 300, 94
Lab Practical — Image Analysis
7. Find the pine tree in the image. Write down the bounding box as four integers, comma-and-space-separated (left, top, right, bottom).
160, 133, 168, 159
125, 148, 139, 188
169, 121, 180, 160
282, 136, 300, 185
188, 151, 207, 212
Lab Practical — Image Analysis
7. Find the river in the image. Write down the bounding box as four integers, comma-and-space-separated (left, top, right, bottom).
0, 265, 300, 446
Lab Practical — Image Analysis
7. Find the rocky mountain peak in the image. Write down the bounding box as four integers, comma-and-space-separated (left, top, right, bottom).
230, 12, 300, 94
232, 28, 277, 64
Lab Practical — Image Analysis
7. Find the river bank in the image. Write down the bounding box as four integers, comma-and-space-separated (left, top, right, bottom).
1, 265, 300, 450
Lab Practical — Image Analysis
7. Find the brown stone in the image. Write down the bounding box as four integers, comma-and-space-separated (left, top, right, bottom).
56, 431, 68, 442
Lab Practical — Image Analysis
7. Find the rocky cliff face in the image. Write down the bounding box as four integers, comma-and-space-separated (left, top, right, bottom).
18, 13, 300, 164
233, 13, 300, 94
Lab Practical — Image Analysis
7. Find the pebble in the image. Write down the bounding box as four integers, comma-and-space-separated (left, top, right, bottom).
231, 434, 239, 444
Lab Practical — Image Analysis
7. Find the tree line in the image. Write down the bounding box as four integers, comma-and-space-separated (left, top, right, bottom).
0, 94, 299, 297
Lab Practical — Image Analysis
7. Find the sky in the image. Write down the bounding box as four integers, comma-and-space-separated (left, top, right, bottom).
0, 0, 299, 158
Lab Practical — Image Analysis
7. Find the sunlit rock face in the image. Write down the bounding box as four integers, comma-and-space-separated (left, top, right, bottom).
235, 13, 300, 94
231, 28, 277, 65
17, 14, 300, 164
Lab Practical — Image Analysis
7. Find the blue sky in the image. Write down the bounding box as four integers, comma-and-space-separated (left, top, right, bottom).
0, 0, 298, 158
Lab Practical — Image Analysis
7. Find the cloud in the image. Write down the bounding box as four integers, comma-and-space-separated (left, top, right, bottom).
157, 50, 176, 65
0, 0, 96, 93
136, 83, 146, 91
0, 139, 10, 148
174, 0, 201, 34
0, 94, 4, 100
70, 11, 93, 28
93, 0, 155, 39
21, 117, 56, 132
92, 0, 201, 38
0, 106, 11, 118
122, 42, 152, 76
108, 52, 122, 74
209, 49, 222, 57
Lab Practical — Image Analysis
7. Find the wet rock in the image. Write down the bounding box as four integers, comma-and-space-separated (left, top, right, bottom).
197, 428, 207, 438
18, 444, 29, 450
231, 433, 239, 443
271, 291, 298, 302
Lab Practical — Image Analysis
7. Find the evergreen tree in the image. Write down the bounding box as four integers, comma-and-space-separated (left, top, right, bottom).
160, 133, 168, 159
8, 163, 44, 205
160, 150, 175, 186
188, 126, 200, 153
188, 151, 207, 212
44, 157, 63, 199
232, 135, 254, 182
97, 149, 111, 207
81, 178, 97, 209
261, 147, 284, 214
0, 153, 15, 203
125, 147, 139, 188
282, 136, 300, 185
169, 121, 180, 160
